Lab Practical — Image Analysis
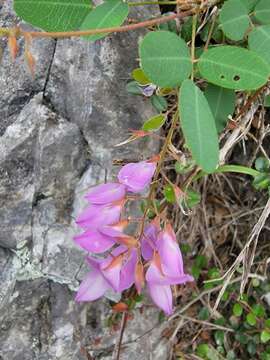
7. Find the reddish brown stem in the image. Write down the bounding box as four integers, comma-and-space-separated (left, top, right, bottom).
21, 8, 198, 39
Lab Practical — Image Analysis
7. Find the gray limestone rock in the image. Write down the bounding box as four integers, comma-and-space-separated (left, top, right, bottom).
0, 1, 165, 358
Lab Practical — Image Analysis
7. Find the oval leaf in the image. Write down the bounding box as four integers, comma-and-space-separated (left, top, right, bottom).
179, 80, 219, 173
198, 46, 270, 90
254, 0, 270, 24
205, 84, 236, 132
14, 0, 92, 31
219, 0, 250, 41
80, 0, 129, 41
151, 95, 168, 112
140, 31, 192, 88
142, 114, 166, 131
240, 0, 260, 11
248, 25, 270, 65
132, 68, 151, 85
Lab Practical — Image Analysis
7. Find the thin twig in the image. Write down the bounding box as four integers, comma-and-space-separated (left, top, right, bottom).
18, 9, 199, 39
113, 312, 129, 360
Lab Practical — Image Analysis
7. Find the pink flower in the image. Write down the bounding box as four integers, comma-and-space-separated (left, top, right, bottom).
118, 160, 156, 193
157, 224, 189, 278
76, 246, 137, 302
148, 283, 173, 315
85, 183, 126, 204
100, 220, 129, 238
141, 219, 160, 260
74, 229, 115, 253
76, 200, 124, 230
143, 223, 193, 315
75, 257, 112, 302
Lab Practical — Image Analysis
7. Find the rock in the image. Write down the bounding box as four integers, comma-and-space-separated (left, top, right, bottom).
0, 279, 168, 360
0, 1, 164, 358
0, 0, 56, 135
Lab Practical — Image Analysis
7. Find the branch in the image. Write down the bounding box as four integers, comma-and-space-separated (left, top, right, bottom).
0, 8, 199, 39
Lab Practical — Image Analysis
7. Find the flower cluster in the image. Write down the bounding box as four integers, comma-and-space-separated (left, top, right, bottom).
74, 160, 193, 315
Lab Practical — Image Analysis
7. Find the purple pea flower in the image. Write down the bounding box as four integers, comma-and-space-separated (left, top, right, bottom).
157, 223, 187, 278
75, 257, 112, 302
100, 220, 129, 238
76, 246, 137, 302
143, 223, 193, 315
74, 229, 115, 254
141, 218, 160, 260
118, 160, 156, 193
85, 183, 126, 204
76, 200, 124, 230
148, 283, 173, 316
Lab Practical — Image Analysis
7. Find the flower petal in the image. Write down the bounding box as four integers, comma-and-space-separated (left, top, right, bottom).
146, 260, 194, 285
141, 221, 159, 260
100, 220, 128, 238
148, 283, 173, 315
76, 203, 122, 230
75, 268, 111, 302
74, 230, 115, 253
101, 255, 123, 292
157, 224, 184, 278
118, 161, 156, 193
119, 249, 137, 292
85, 183, 126, 204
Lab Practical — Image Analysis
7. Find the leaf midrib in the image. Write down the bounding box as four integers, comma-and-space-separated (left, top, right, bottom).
16, 0, 90, 7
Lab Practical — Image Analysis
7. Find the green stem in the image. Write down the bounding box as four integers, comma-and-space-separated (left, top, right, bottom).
191, 14, 197, 80
193, 165, 260, 182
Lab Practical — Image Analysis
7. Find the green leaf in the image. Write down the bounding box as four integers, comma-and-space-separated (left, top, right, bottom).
14, 0, 92, 31
195, 255, 208, 268
261, 330, 270, 343
196, 344, 209, 358
191, 265, 201, 280
252, 304, 266, 318
265, 95, 270, 107
132, 68, 151, 85
233, 303, 243, 317
179, 79, 219, 173
246, 312, 257, 326
158, 13, 177, 33
175, 160, 195, 174
80, 0, 129, 41
181, 17, 194, 42
205, 85, 236, 132
254, 0, 270, 24
255, 157, 270, 172
198, 307, 210, 320
142, 114, 166, 131
214, 330, 225, 346
241, 0, 260, 11
198, 46, 270, 90
248, 25, 270, 65
126, 81, 143, 95
183, 189, 201, 208
247, 341, 257, 356
219, 0, 250, 41
163, 185, 176, 203
151, 95, 168, 112
140, 31, 192, 88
